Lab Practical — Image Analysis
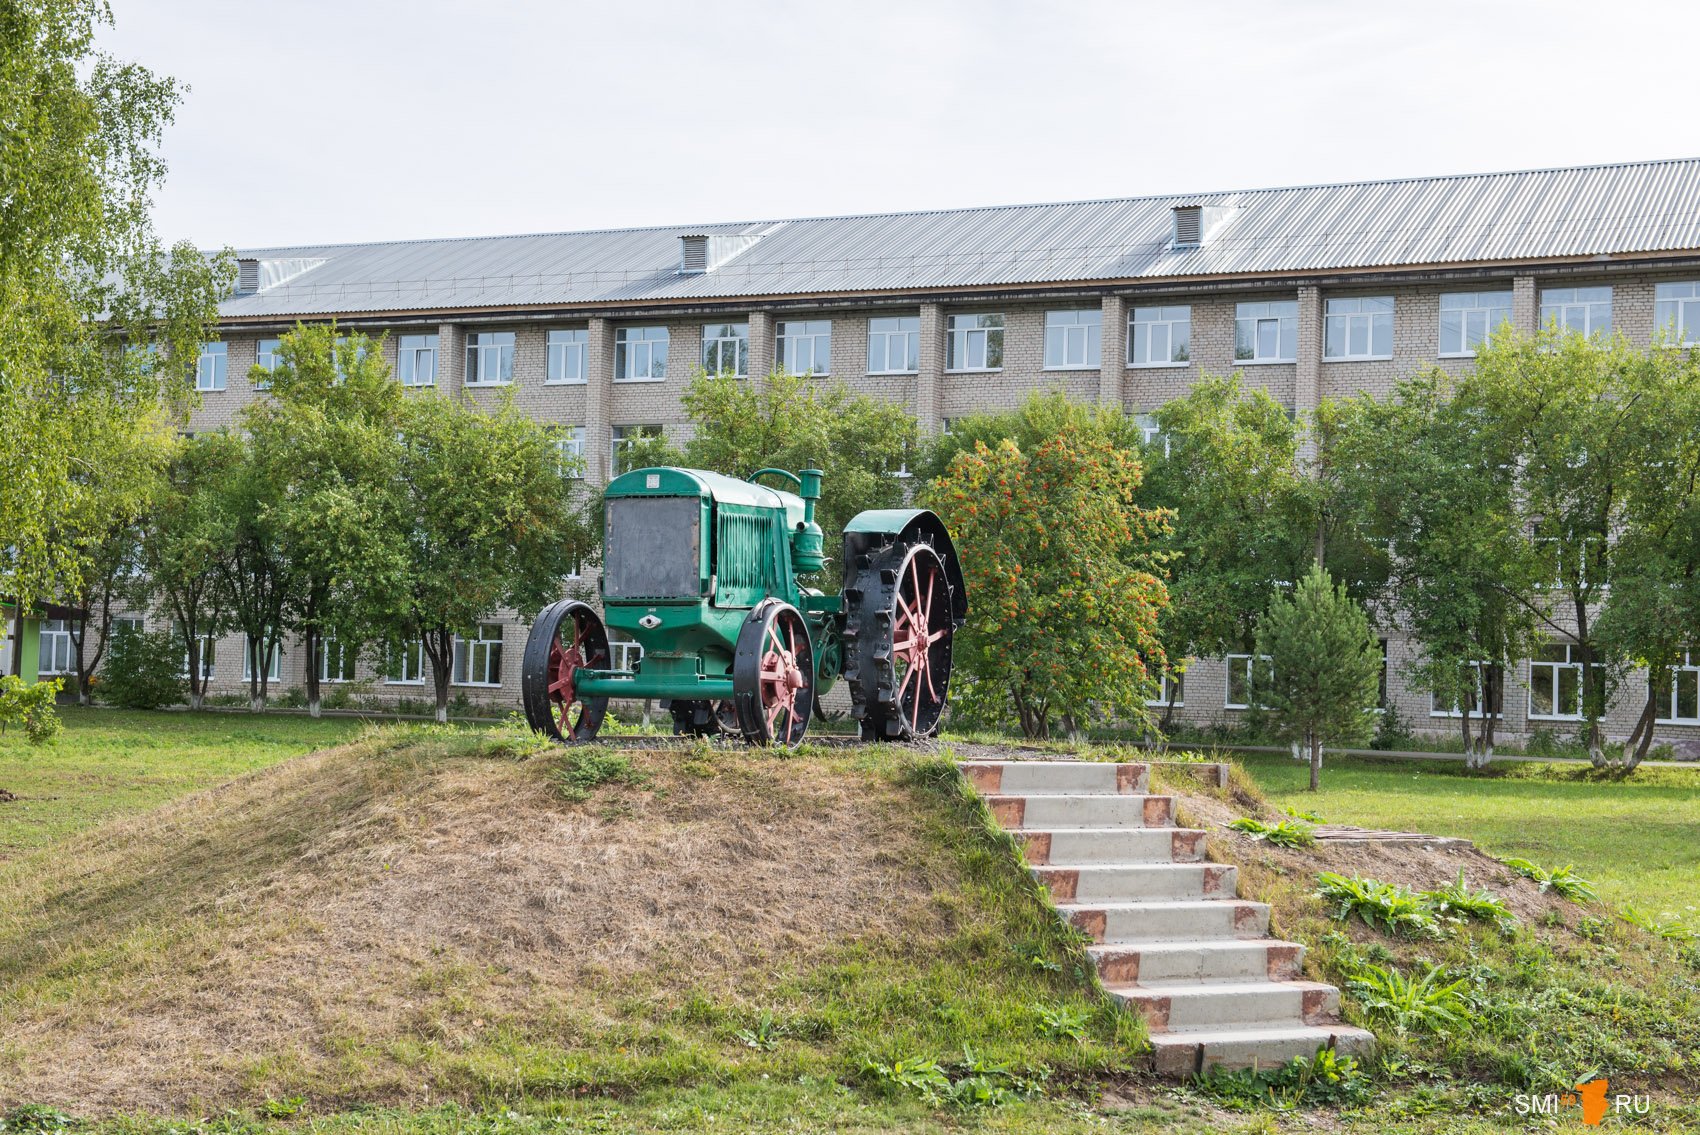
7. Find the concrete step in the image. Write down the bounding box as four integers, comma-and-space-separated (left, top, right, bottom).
1109, 979, 1340, 1031
986, 793, 1173, 830
960, 760, 1149, 796
1015, 827, 1205, 865
1035, 862, 1238, 902
1090, 938, 1306, 984
1149, 1023, 1378, 1077
1061, 899, 1271, 943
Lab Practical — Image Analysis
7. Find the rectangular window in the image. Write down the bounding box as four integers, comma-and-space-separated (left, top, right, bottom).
1043, 309, 1101, 369
1528, 644, 1583, 720
1323, 296, 1394, 360
386, 641, 424, 685
947, 313, 1004, 371
1225, 653, 1271, 709
1130, 305, 1192, 366
612, 424, 663, 475
1146, 669, 1184, 708
1655, 282, 1700, 346
176, 623, 215, 679
465, 331, 515, 385
319, 636, 357, 683
1653, 649, 1700, 724
1234, 301, 1297, 363
1429, 662, 1505, 717
554, 425, 587, 477
614, 326, 668, 381
397, 334, 438, 387
546, 328, 588, 384
776, 319, 831, 376
196, 342, 227, 391
1133, 412, 1170, 455
701, 322, 750, 377
868, 315, 920, 374
609, 638, 645, 673
38, 619, 76, 676
243, 633, 282, 682
253, 338, 283, 390
1439, 292, 1513, 357
1540, 286, 1612, 338
452, 623, 504, 686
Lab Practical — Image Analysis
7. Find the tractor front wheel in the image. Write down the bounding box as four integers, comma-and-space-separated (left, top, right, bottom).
732, 599, 815, 747
521, 599, 611, 743
844, 541, 956, 740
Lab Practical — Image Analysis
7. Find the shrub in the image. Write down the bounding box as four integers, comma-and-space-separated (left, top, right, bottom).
98, 627, 186, 710
1229, 815, 1317, 848
1315, 872, 1443, 938
0, 676, 64, 745
1500, 858, 1598, 903
1346, 962, 1470, 1037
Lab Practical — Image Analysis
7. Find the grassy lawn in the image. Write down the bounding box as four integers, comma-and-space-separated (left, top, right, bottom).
1242, 750, 1700, 917
0, 707, 370, 858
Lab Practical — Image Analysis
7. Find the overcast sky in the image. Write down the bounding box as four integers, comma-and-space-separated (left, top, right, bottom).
104, 0, 1700, 251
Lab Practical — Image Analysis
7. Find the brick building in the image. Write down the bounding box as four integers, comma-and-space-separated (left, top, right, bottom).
74, 159, 1700, 746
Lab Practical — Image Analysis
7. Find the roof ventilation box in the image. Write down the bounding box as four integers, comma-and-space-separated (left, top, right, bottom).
236, 257, 261, 295
1171, 204, 1232, 249
679, 234, 709, 274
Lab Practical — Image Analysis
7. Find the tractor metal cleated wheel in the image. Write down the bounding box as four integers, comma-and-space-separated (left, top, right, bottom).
732, 598, 815, 747
521, 599, 611, 743
844, 541, 956, 741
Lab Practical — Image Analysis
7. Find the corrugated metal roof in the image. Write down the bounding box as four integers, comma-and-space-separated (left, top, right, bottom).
219, 159, 1700, 319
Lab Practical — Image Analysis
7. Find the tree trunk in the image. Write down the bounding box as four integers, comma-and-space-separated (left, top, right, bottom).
1623, 694, 1657, 771
305, 627, 322, 719
1308, 731, 1321, 792
1459, 701, 1477, 769
425, 628, 454, 724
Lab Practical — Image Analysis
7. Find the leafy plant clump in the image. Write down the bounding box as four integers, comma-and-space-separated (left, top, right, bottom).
1194, 1046, 1374, 1110
1619, 906, 1698, 941
96, 627, 186, 710
1316, 872, 1443, 938
554, 749, 652, 802
1425, 870, 1518, 934
1229, 815, 1317, 848
1346, 962, 1471, 1037
0, 676, 63, 745
732, 1010, 787, 1051
860, 1047, 1050, 1112
1500, 857, 1598, 903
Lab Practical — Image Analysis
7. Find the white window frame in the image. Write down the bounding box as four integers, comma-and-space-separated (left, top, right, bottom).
1043, 309, 1101, 370
554, 426, 587, 478
1540, 286, 1612, 339
867, 316, 920, 375
1234, 302, 1297, 364
319, 635, 357, 684
776, 319, 832, 376
397, 334, 438, 387
1225, 653, 1272, 710
701, 322, 749, 378
1429, 661, 1506, 718
1654, 282, 1700, 347
196, 342, 227, 391
452, 623, 504, 687
1653, 649, 1700, 725
614, 326, 669, 382
177, 624, 215, 680
1323, 296, 1394, 361
38, 618, 76, 676
609, 638, 645, 672
1438, 292, 1513, 358
612, 424, 663, 476
386, 641, 425, 685
1133, 412, 1170, 455
546, 328, 589, 384
946, 313, 1004, 372
1129, 305, 1192, 368
1528, 644, 1584, 721
253, 338, 283, 390
1145, 668, 1185, 708
243, 633, 282, 682
465, 331, 515, 386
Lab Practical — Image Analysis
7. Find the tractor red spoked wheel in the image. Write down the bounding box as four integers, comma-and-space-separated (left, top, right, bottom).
846, 542, 955, 740
521, 599, 610, 743
732, 599, 815, 747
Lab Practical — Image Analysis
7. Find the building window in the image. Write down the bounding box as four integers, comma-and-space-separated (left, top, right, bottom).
1129, 305, 1191, 367
196, 342, 227, 391
701, 322, 749, 377
393, 334, 437, 387
614, 326, 668, 381
1323, 296, 1394, 360
38, 619, 76, 676
947, 313, 1004, 371
176, 623, 215, 679
1146, 669, 1184, 708
546, 329, 588, 384
1655, 282, 1700, 346
452, 623, 504, 686
243, 634, 282, 682
1043, 309, 1101, 369
465, 331, 515, 385
1234, 301, 1297, 363
386, 641, 424, 685
1528, 644, 1583, 720
253, 338, 283, 390
319, 636, 356, 683
1225, 653, 1271, 709
1653, 649, 1700, 724
1438, 292, 1513, 357
1429, 662, 1507, 717
554, 425, 588, 478
1540, 286, 1611, 338
612, 424, 663, 475
868, 315, 920, 374
1133, 412, 1170, 454
609, 637, 645, 673
776, 319, 831, 376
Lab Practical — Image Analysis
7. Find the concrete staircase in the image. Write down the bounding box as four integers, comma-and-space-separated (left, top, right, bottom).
961, 758, 1374, 1077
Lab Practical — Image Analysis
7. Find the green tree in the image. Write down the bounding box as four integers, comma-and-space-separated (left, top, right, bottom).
141, 435, 237, 711
924, 425, 1172, 738
1254, 565, 1382, 791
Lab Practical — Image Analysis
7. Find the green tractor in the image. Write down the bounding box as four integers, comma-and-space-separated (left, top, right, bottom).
521, 465, 967, 746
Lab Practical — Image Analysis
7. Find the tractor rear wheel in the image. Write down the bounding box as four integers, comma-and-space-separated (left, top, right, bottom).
843, 541, 956, 740
521, 599, 610, 743
732, 599, 815, 746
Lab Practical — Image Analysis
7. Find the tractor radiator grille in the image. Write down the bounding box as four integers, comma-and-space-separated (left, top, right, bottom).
714, 505, 791, 606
